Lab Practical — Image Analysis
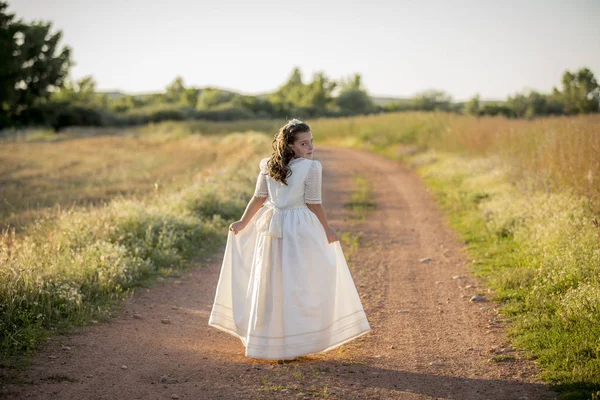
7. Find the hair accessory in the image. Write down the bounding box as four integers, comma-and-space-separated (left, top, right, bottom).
288, 118, 303, 127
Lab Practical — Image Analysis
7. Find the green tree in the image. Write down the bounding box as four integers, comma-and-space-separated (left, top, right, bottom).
0, 1, 18, 126
196, 87, 234, 109
464, 94, 481, 116
269, 67, 338, 116
0, 1, 71, 125
411, 89, 453, 111
299, 71, 337, 109
180, 87, 199, 107
165, 76, 186, 103
560, 67, 599, 114
51, 75, 107, 108
336, 73, 374, 114
269, 67, 305, 114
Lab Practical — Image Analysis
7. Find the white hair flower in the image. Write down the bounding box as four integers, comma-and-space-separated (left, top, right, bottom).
288, 118, 303, 127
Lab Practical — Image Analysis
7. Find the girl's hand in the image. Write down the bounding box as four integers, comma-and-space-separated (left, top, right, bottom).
229, 220, 246, 235
325, 226, 339, 243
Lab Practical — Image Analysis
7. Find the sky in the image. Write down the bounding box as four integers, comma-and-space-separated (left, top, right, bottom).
6, 0, 600, 101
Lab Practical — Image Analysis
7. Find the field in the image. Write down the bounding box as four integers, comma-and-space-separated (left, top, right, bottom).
1, 112, 599, 394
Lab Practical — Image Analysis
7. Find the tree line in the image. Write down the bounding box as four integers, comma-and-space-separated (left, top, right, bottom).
1, 1, 598, 132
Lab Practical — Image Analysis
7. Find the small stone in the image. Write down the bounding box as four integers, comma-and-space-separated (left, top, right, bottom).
48, 355, 58, 360
60, 345, 71, 351
429, 361, 442, 366
133, 313, 143, 319
86, 374, 93, 378
161, 318, 171, 324
435, 281, 443, 284
465, 284, 475, 289
173, 280, 182, 285
470, 295, 485, 302
171, 395, 180, 399
419, 257, 432, 263
390, 346, 395, 349
90, 320, 99, 324
171, 306, 179, 310
160, 375, 179, 384
452, 275, 465, 280
374, 355, 382, 358
121, 365, 128, 369
397, 309, 410, 313
489, 345, 502, 354
479, 307, 489, 310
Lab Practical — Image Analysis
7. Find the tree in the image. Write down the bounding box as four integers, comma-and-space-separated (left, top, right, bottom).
464, 94, 481, 116
269, 67, 338, 116
411, 89, 453, 111
0, 1, 72, 126
180, 87, 199, 107
165, 76, 186, 103
196, 87, 234, 109
51, 75, 107, 108
336, 73, 374, 114
0, 1, 18, 126
560, 68, 599, 114
299, 71, 337, 110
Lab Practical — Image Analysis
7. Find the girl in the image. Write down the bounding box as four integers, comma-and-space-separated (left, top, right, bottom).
208, 119, 371, 361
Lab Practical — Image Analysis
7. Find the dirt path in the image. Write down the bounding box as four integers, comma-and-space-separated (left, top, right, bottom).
2, 146, 556, 399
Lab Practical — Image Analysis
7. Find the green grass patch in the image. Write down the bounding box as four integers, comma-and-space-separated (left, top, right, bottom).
343, 175, 376, 221
410, 151, 600, 394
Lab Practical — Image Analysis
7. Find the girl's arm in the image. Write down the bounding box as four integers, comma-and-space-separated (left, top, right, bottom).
230, 196, 267, 234
307, 203, 340, 243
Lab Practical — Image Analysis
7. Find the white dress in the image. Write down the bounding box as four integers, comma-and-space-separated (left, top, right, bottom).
208, 156, 371, 360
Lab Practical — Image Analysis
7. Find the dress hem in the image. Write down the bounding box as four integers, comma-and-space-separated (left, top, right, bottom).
207, 321, 371, 361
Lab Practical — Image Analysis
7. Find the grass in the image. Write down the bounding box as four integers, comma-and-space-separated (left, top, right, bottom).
256, 362, 331, 398
0, 122, 274, 233
340, 173, 376, 275
410, 151, 600, 395
343, 175, 377, 221
310, 112, 600, 210
0, 130, 271, 366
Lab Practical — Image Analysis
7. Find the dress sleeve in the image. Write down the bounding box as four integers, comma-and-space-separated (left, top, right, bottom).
304, 160, 322, 204
253, 158, 268, 198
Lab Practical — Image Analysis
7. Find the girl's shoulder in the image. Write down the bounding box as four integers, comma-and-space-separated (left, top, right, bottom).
259, 157, 270, 173
308, 159, 322, 172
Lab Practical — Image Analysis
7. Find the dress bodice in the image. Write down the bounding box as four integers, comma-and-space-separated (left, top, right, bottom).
253, 157, 322, 208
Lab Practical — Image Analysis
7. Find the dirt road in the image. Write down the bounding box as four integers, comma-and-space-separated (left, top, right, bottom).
2, 146, 556, 399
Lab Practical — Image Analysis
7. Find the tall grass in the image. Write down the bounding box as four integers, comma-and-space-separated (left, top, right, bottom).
0, 131, 271, 362
310, 112, 600, 208
0, 122, 276, 232
411, 152, 600, 387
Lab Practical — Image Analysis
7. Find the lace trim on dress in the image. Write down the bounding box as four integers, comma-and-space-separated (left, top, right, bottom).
304, 160, 322, 204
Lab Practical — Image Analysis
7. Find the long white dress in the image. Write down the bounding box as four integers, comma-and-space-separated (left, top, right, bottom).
208, 156, 371, 360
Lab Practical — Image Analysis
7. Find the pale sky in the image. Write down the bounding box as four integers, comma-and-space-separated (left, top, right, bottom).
7, 0, 600, 101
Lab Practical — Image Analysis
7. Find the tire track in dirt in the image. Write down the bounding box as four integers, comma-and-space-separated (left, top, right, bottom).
2, 146, 556, 399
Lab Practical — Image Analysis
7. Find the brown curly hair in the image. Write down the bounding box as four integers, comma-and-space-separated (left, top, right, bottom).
266, 119, 311, 185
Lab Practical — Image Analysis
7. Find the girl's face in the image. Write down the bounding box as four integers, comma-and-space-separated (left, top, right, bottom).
290, 130, 314, 159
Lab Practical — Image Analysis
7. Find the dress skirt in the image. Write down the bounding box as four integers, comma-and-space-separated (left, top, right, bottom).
208, 203, 371, 360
